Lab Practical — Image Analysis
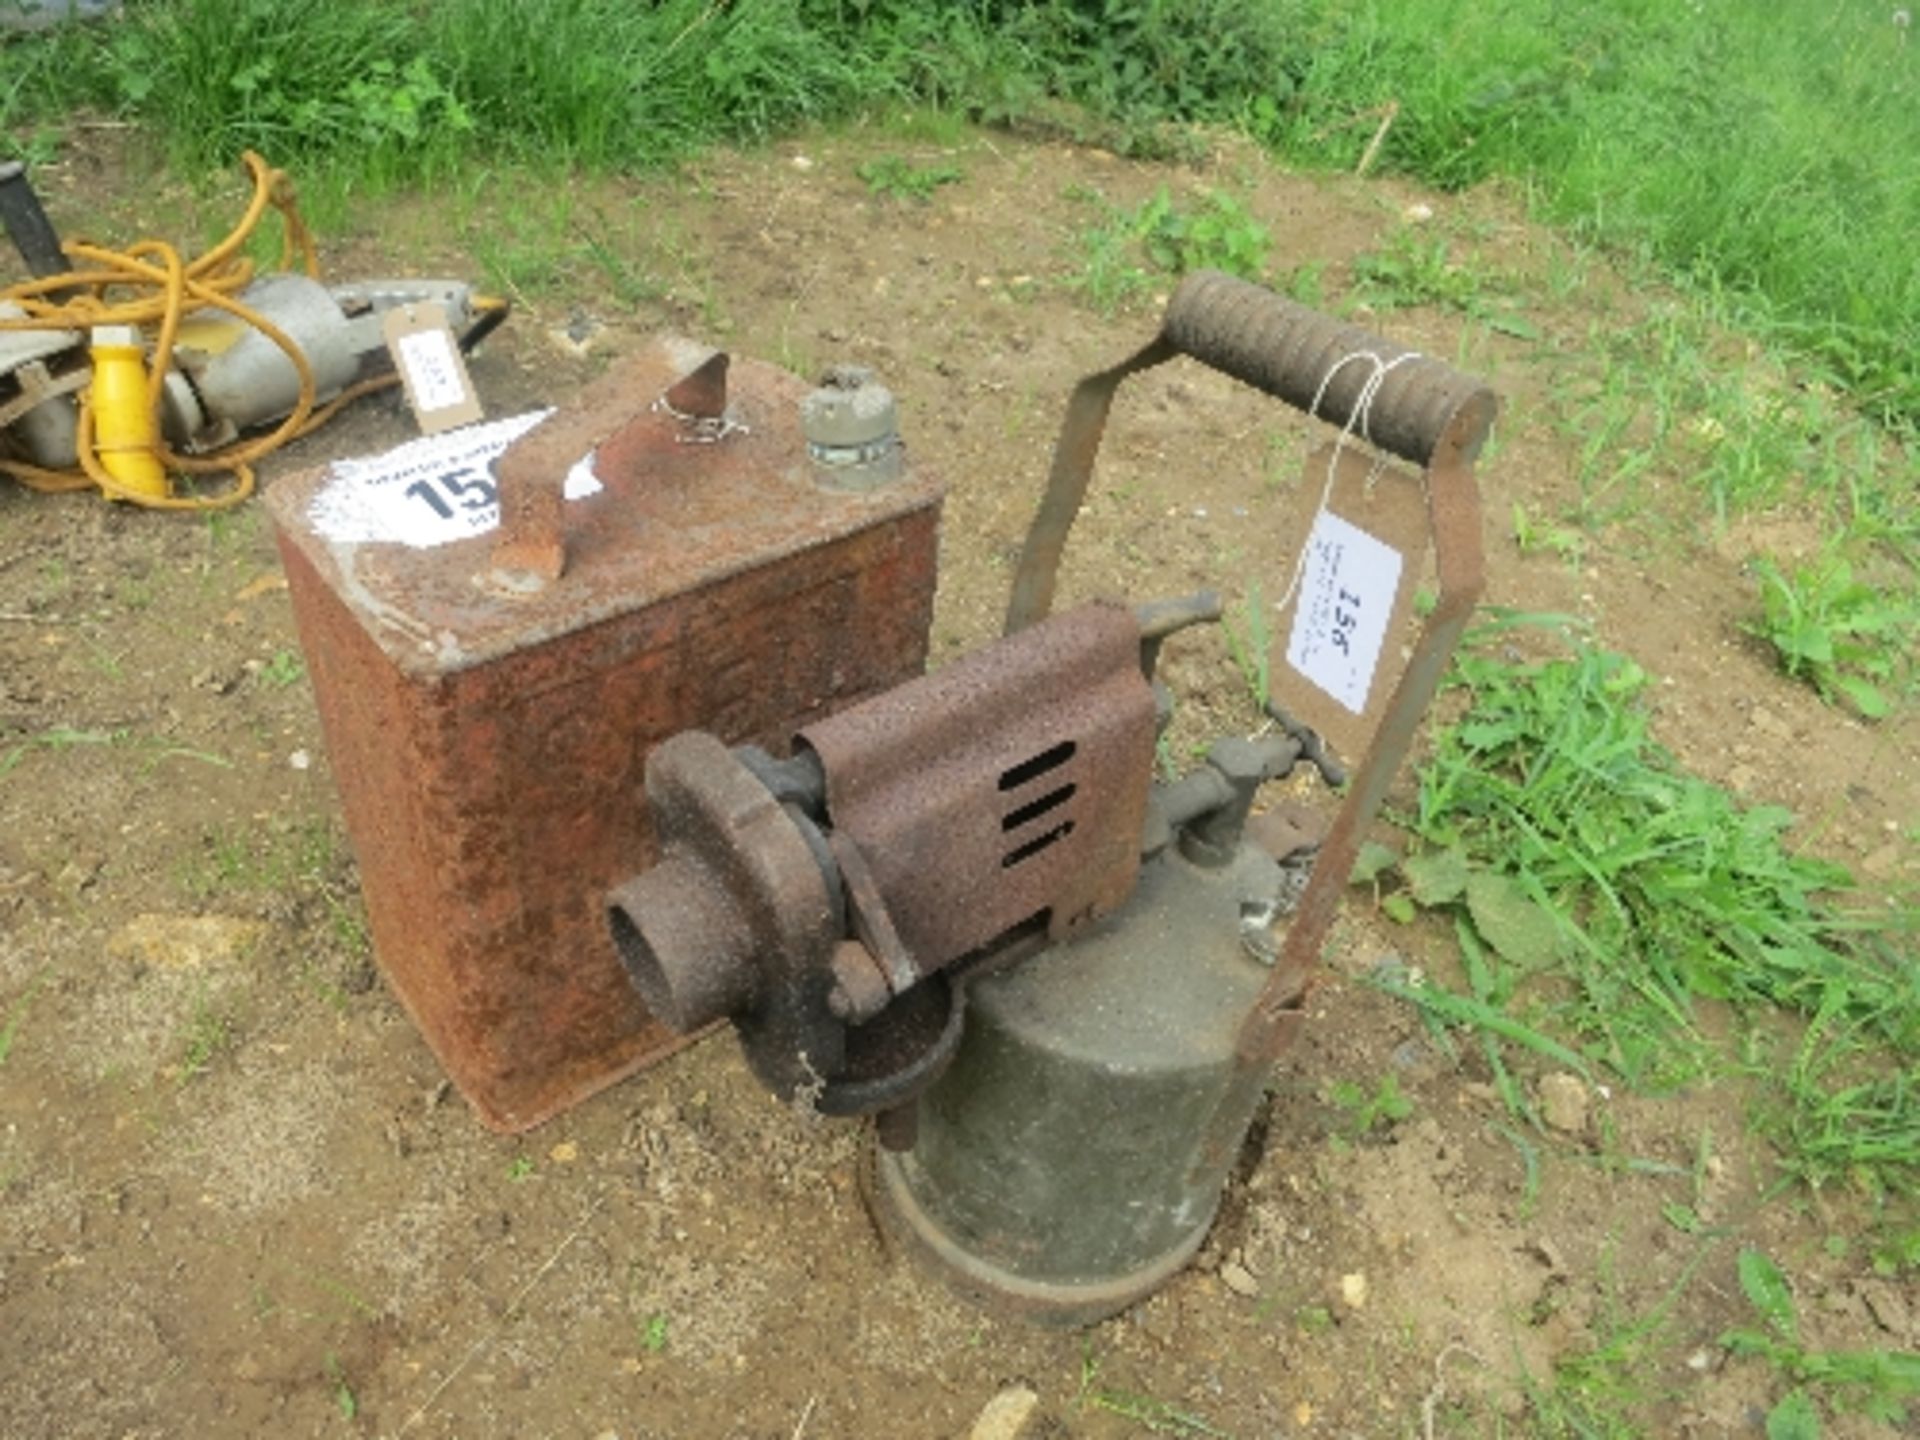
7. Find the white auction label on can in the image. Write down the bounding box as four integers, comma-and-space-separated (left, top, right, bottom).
307, 409, 601, 548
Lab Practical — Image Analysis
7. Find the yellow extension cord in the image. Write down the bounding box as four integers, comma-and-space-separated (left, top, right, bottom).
0, 151, 503, 512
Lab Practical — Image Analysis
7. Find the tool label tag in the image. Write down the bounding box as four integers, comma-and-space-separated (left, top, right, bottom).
1284, 509, 1403, 715
383, 301, 484, 434
308, 409, 600, 548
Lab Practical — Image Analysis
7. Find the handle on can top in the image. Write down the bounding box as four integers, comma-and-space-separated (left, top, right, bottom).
487, 347, 729, 591
1002, 269, 1496, 634
489, 401, 612, 588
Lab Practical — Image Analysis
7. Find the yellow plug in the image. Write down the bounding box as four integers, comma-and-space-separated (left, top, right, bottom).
87, 325, 168, 499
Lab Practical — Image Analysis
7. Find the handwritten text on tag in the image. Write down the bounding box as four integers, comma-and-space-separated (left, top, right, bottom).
1283, 510, 1403, 715
395, 327, 469, 414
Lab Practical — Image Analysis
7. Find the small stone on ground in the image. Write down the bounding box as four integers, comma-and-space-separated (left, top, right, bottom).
968, 1385, 1040, 1440
1537, 1072, 1591, 1134
1220, 1261, 1260, 1298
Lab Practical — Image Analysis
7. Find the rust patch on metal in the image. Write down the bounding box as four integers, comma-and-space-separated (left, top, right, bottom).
801, 602, 1156, 965
268, 336, 942, 1131
490, 350, 666, 587
600, 603, 1155, 1112
612, 731, 846, 1097
663, 348, 729, 419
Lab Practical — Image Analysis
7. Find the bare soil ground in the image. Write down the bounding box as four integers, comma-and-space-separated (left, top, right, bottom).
2, 125, 1915, 1439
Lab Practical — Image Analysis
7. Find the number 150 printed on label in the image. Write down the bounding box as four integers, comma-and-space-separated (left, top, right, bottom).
308, 410, 601, 548
1284, 510, 1403, 715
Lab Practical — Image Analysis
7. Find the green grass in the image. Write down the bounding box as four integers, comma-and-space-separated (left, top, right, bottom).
178, 988, 232, 1081
0, 971, 49, 1069
322, 1351, 358, 1421
1245, 2, 1920, 426
174, 815, 373, 984
0, 726, 124, 783
6, 0, 968, 175
1347, 227, 1531, 339
0, 725, 230, 784
177, 816, 341, 902
1521, 293, 1917, 695
9, 1, 1913, 426
1360, 619, 1919, 1194
1076, 1343, 1233, 1437
1524, 1236, 1724, 1438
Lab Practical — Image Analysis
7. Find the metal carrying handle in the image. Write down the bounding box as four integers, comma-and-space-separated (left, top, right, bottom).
1003, 266, 1496, 1097
1160, 270, 1494, 467
1002, 269, 1496, 634
1096, 275, 1500, 1187
488, 348, 729, 590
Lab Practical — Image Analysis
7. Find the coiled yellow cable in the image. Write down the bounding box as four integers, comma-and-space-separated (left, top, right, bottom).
0, 151, 505, 512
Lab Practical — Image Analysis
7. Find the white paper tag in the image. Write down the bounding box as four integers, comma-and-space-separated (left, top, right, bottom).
307, 409, 601, 548
395, 327, 468, 413
1283, 510, 1403, 715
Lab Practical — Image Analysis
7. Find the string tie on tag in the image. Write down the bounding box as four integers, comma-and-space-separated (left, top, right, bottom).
1272, 348, 1422, 614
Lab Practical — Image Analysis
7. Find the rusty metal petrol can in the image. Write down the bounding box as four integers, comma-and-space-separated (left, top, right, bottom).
266, 337, 942, 1131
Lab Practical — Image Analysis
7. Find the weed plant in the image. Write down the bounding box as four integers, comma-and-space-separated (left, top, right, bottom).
1525, 1238, 1717, 1437
856, 155, 963, 202
1723, 1248, 1920, 1432
1069, 185, 1269, 311
1364, 621, 1919, 1194
1075, 1342, 1232, 1438
1749, 553, 1919, 719
1349, 229, 1486, 317
1221, 585, 1272, 711
0, 972, 44, 1068
1328, 1072, 1413, 1141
